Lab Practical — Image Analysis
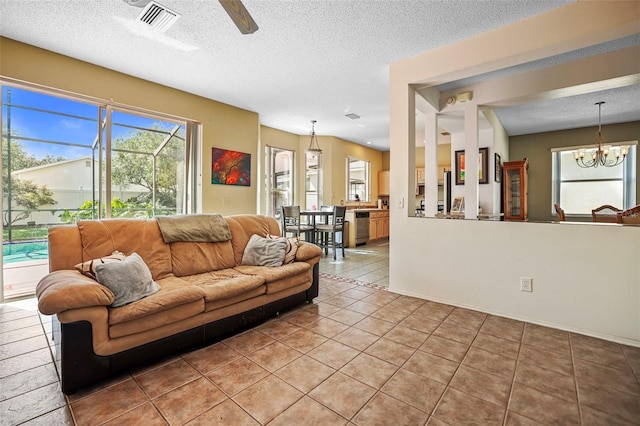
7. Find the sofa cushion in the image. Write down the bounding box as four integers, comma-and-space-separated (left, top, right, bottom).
234, 262, 311, 294
181, 268, 265, 302
95, 253, 160, 307
225, 215, 281, 265
108, 276, 204, 326
242, 234, 287, 267
170, 240, 236, 277
75, 251, 126, 279
77, 219, 173, 280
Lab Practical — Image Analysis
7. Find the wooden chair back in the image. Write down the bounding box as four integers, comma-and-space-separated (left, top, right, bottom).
592, 205, 622, 223
618, 205, 640, 224
332, 206, 346, 230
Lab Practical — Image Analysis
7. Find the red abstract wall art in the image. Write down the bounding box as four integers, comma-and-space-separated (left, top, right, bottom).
211, 148, 251, 186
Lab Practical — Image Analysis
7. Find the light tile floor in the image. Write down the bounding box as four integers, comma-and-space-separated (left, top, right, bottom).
2, 240, 640, 425
319, 238, 389, 288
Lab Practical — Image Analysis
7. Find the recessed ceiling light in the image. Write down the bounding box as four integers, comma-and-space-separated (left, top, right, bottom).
345, 113, 361, 120
366, 141, 372, 145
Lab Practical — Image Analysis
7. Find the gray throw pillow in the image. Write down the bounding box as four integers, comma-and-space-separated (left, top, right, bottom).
95, 252, 160, 307
242, 234, 287, 267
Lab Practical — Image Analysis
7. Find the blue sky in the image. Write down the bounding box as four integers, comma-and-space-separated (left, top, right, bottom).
2, 86, 174, 162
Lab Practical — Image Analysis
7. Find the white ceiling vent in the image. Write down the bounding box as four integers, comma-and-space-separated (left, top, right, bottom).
137, 1, 181, 32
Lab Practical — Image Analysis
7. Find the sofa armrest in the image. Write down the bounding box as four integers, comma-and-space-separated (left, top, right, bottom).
36, 270, 115, 315
295, 241, 323, 262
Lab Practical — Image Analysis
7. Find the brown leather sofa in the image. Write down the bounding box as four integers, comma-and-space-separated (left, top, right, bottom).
36, 214, 322, 394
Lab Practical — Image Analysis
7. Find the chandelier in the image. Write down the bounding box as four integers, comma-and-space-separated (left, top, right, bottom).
574, 101, 628, 168
305, 120, 321, 155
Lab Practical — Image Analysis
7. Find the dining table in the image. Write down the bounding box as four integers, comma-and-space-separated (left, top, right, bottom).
300, 209, 334, 244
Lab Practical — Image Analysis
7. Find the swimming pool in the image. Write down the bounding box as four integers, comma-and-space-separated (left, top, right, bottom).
2, 240, 49, 264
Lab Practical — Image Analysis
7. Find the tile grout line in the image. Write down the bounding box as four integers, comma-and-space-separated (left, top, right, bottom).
502, 321, 526, 426
427, 307, 485, 424
567, 332, 585, 426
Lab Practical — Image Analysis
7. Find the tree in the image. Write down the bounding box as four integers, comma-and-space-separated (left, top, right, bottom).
59, 197, 153, 223
2, 132, 61, 227
3, 179, 55, 225
111, 125, 184, 213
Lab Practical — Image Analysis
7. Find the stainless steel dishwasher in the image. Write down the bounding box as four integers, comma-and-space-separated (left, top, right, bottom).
354, 211, 370, 245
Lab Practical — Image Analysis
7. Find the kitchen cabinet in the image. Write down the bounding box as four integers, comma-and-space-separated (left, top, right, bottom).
503, 158, 528, 221
369, 210, 389, 241
415, 167, 449, 199
369, 216, 378, 240
378, 170, 390, 196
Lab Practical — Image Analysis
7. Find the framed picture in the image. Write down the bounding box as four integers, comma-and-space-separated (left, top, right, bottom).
479, 147, 489, 184
455, 150, 465, 185
455, 148, 489, 185
211, 148, 251, 186
494, 152, 502, 183
451, 196, 464, 213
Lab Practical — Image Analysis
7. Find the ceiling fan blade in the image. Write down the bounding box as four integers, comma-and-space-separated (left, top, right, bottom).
218, 0, 259, 34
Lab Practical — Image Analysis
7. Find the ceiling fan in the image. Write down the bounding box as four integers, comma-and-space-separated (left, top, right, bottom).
122, 0, 259, 34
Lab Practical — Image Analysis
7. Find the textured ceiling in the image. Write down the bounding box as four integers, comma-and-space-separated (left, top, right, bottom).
1, 0, 637, 151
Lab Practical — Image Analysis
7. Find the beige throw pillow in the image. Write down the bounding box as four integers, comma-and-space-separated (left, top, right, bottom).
267, 234, 299, 264
94, 252, 160, 307
242, 234, 287, 267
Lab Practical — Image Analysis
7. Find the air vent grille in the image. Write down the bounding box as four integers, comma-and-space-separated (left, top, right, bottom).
137, 1, 181, 32
345, 113, 361, 120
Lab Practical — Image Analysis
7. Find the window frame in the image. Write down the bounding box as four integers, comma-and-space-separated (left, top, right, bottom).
266, 146, 295, 220
551, 142, 637, 217
304, 150, 322, 210
346, 156, 370, 203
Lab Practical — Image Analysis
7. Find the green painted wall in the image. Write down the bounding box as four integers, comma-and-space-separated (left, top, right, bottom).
509, 121, 640, 221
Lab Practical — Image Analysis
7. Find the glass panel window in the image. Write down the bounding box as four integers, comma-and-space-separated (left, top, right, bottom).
347, 157, 370, 202
1, 84, 198, 300
267, 147, 294, 219
552, 146, 636, 215
109, 108, 187, 217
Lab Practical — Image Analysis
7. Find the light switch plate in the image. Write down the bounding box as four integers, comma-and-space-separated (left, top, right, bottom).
396, 197, 404, 208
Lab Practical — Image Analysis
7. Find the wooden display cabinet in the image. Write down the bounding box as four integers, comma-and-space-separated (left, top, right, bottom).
503, 158, 528, 221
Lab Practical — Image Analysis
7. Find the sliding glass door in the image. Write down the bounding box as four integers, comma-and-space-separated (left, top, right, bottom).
266, 146, 294, 221
1, 84, 198, 300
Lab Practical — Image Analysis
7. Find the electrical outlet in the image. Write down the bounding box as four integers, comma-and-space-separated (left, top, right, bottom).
520, 277, 533, 292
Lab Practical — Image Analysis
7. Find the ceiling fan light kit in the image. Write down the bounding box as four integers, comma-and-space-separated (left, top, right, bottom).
574, 101, 629, 168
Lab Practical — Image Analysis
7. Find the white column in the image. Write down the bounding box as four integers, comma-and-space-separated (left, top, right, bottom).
464, 104, 479, 219
424, 112, 439, 217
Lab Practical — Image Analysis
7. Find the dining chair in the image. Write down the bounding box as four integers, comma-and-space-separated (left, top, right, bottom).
281, 206, 314, 241
617, 205, 640, 224
592, 204, 622, 223
315, 205, 346, 260
554, 204, 565, 222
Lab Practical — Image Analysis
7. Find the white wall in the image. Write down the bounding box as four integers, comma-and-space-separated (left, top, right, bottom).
389, 219, 640, 345
389, 2, 640, 346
